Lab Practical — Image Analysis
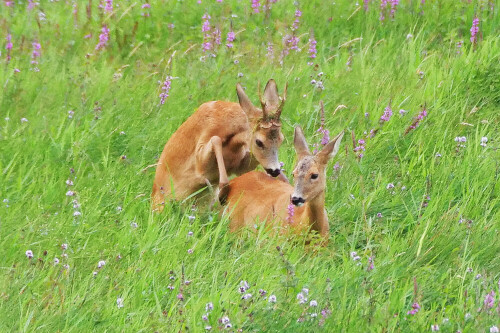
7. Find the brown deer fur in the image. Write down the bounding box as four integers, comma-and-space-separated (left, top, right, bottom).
151, 80, 287, 211
222, 127, 344, 240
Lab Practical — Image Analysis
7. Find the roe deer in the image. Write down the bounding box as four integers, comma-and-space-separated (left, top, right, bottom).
221, 126, 344, 241
152, 79, 288, 211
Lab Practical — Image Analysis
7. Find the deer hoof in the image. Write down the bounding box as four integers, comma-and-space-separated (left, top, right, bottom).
218, 183, 230, 205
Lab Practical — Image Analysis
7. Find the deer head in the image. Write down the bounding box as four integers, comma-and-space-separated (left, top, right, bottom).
291, 126, 344, 206
236, 79, 287, 177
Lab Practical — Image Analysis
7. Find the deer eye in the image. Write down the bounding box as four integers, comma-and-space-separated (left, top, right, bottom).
255, 139, 264, 148
311, 173, 319, 180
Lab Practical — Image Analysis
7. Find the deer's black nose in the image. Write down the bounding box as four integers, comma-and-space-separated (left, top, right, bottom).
265, 168, 281, 177
291, 196, 305, 206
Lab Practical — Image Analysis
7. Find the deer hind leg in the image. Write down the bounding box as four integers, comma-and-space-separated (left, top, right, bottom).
196, 136, 230, 204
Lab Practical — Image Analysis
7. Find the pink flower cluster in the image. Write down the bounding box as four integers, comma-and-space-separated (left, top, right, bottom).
407, 302, 421, 315
405, 105, 428, 134
159, 75, 172, 105
226, 31, 235, 48
380, 0, 388, 21
380, 103, 393, 122
141, 3, 151, 17
5, 33, 12, 62
354, 139, 366, 158
31, 41, 41, 71
363, 0, 370, 11
470, 17, 479, 44
95, 25, 110, 50
251, 0, 260, 13
292, 9, 302, 31
286, 202, 294, 224
308, 36, 317, 59
202, 13, 213, 52
390, 0, 399, 19
102, 0, 113, 12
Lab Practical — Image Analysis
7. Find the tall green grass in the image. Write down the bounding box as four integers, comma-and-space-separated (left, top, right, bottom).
1, 0, 499, 331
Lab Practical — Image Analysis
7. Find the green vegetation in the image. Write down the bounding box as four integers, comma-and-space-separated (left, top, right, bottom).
1, 0, 499, 331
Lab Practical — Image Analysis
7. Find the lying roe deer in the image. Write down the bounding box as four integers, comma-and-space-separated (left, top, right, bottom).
151, 79, 288, 211
221, 126, 344, 241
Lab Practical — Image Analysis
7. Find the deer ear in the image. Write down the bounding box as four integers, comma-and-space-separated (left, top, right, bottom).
263, 79, 280, 111
316, 131, 344, 165
236, 83, 260, 119
294, 126, 311, 158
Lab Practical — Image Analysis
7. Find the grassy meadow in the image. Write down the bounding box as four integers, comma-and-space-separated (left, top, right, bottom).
1, 0, 499, 331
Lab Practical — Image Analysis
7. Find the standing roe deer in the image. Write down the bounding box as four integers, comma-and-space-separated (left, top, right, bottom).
152, 79, 287, 211
221, 126, 344, 241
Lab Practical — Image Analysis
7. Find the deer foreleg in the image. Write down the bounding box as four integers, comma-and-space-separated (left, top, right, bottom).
196, 136, 229, 187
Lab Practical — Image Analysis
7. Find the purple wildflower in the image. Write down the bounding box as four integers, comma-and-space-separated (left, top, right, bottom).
470, 17, 479, 44
431, 324, 439, 331
292, 9, 302, 31
5, 33, 12, 62
285, 34, 300, 51
308, 34, 317, 59
268, 294, 277, 303
266, 42, 274, 59
376, 212, 382, 218
95, 25, 110, 50
405, 105, 428, 134
314, 101, 330, 148
239, 280, 249, 293
286, 202, 295, 224
350, 251, 361, 261
241, 293, 252, 300
177, 293, 184, 301
389, 0, 399, 19
363, 0, 370, 11
205, 302, 214, 311
27, 0, 36, 10
159, 75, 172, 105
213, 28, 221, 46
456, 40, 463, 54
141, 3, 150, 16
354, 139, 365, 154
407, 302, 421, 315
484, 291, 495, 309
26, 250, 33, 259
104, 0, 113, 12
201, 13, 213, 52
380, 103, 393, 122
31, 41, 41, 64
5, 1, 14, 7
296, 291, 308, 304
380, 0, 388, 21
367, 256, 375, 271
226, 31, 235, 48
251, 0, 260, 13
